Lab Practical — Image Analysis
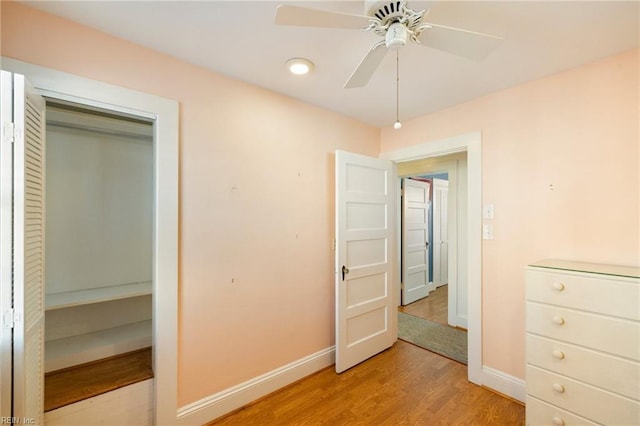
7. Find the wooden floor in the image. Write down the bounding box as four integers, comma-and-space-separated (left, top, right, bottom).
208, 340, 524, 425
400, 285, 448, 325
44, 347, 153, 412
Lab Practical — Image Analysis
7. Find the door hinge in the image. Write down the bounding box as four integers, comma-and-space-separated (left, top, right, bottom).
2, 122, 15, 144
2, 309, 20, 329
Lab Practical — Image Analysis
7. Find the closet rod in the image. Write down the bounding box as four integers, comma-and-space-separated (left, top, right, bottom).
47, 121, 152, 142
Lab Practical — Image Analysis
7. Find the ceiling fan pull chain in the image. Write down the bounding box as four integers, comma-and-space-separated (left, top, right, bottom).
394, 50, 402, 130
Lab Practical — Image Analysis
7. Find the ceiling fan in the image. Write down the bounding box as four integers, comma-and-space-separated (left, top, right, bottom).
275, 1, 504, 88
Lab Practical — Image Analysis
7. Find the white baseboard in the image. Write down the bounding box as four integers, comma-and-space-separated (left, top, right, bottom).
481, 366, 526, 403
177, 346, 335, 425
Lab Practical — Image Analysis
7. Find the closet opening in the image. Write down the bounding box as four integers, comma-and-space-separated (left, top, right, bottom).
43, 100, 154, 412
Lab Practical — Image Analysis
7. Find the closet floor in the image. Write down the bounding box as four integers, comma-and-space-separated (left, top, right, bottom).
45, 347, 153, 412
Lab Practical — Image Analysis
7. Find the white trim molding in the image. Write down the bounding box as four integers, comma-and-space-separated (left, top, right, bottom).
1, 58, 179, 425
177, 347, 335, 425
381, 131, 484, 385
482, 367, 526, 403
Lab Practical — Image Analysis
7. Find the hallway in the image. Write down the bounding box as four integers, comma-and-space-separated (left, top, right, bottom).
400, 285, 450, 326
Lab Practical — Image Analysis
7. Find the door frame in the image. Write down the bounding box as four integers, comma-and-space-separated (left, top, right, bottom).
1, 58, 179, 423
0, 71, 14, 417
381, 131, 482, 384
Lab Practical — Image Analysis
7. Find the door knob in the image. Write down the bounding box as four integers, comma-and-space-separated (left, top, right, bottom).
341, 265, 349, 281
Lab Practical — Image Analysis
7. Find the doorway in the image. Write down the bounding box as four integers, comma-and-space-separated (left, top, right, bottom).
43, 101, 155, 411
396, 153, 468, 365
380, 133, 482, 384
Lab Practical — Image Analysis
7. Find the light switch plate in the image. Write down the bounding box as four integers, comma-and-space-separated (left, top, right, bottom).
483, 204, 495, 219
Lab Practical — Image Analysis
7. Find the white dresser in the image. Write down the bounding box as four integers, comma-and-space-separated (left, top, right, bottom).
525, 259, 640, 426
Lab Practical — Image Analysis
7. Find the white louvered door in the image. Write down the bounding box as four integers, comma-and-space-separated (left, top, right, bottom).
11, 73, 46, 425
0, 71, 14, 419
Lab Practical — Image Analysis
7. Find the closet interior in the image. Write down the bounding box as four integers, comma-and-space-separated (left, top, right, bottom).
44, 102, 154, 410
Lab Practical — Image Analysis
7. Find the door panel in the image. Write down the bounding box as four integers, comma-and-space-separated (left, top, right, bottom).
12, 73, 46, 424
335, 151, 395, 373
401, 179, 430, 305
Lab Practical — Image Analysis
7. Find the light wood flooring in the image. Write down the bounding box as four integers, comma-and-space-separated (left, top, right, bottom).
400, 284, 449, 325
44, 347, 153, 412
208, 340, 524, 425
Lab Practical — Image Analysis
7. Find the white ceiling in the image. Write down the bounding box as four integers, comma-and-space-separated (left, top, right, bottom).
22, 1, 639, 128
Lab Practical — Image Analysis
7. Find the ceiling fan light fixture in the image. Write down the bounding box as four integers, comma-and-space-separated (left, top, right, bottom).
385, 22, 408, 50
286, 58, 314, 75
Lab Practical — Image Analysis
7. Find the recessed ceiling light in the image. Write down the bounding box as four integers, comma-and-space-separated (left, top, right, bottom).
286, 58, 314, 75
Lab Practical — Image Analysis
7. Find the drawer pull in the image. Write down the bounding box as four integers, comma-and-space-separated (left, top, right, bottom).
552, 383, 565, 393
552, 316, 565, 326
552, 350, 565, 359
552, 416, 565, 426
552, 281, 565, 292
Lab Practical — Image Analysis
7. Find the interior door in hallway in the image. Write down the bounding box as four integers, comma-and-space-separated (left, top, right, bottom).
401, 178, 430, 305
335, 150, 396, 373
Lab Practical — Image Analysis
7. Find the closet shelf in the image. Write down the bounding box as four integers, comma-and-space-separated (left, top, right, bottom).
45, 320, 152, 373
45, 281, 152, 310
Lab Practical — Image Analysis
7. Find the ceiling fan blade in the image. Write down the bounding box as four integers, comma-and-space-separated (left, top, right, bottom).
418, 23, 503, 61
275, 5, 372, 29
344, 41, 388, 88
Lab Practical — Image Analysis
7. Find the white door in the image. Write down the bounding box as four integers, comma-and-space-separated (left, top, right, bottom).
433, 178, 449, 287
335, 150, 396, 373
1, 72, 46, 424
401, 178, 430, 305
0, 71, 14, 418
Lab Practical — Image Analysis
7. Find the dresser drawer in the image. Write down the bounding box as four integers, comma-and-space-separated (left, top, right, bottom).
527, 334, 640, 400
526, 269, 639, 320
527, 365, 640, 425
526, 395, 597, 426
526, 303, 640, 361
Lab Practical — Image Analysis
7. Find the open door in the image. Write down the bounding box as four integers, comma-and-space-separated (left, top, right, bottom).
0, 71, 46, 424
335, 150, 396, 373
0, 71, 14, 419
401, 178, 430, 305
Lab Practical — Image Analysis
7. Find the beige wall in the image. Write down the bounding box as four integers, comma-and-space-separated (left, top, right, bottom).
1, 2, 379, 405
381, 48, 640, 378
